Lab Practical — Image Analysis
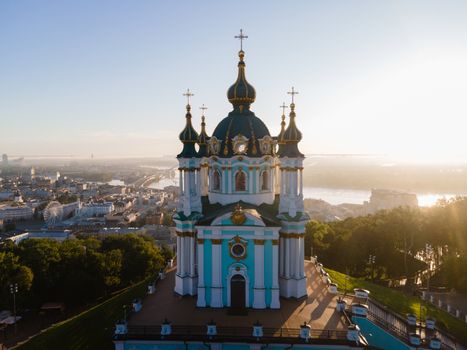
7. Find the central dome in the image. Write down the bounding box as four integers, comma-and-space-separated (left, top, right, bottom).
212, 108, 271, 157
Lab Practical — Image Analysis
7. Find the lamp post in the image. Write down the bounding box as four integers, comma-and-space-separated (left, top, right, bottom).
425, 244, 433, 293
368, 255, 376, 281
9, 283, 18, 335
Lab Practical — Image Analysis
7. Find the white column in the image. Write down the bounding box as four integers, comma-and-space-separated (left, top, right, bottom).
211, 240, 223, 307
279, 237, 284, 276
253, 241, 266, 308
182, 237, 187, 275
179, 170, 183, 195
271, 240, 280, 308
184, 171, 189, 196
189, 236, 195, 276
196, 170, 200, 196
281, 169, 285, 195
299, 237, 305, 277
299, 169, 303, 197
285, 238, 291, 278
294, 238, 300, 278
197, 240, 206, 307
176, 235, 181, 274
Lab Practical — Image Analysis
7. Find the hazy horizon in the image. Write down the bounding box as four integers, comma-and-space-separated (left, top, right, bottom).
1, 0, 467, 162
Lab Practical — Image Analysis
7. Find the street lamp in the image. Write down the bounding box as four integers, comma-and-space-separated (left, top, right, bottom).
425, 244, 433, 293
9, 283, 18, 335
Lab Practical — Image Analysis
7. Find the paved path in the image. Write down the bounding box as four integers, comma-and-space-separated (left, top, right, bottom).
130, 260, 346, 330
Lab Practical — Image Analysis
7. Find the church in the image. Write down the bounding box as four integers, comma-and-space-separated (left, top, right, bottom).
173, 30, 310, 309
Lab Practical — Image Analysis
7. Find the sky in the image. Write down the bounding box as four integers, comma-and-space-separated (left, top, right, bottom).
1, 0, 467, 161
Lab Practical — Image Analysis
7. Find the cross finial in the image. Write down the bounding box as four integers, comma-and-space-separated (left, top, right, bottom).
183, 88, 194, 105
199, 104, 208, 117
280, 102, 288, 116
234, 29, 248, 51
287, 87, 299, 104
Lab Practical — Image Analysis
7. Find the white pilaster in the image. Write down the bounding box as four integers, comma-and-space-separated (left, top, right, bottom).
253, 242, 266, 309
271, 241, 280, 308
197, 239, 206, 307
211, 240, 223, 307
285, 238, 291, 278
299, 236, 305, 277
176, 235, 181, 274
189, 236, 195, 276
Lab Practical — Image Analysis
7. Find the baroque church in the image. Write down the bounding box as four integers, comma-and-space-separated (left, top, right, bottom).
174, 32, 309, 309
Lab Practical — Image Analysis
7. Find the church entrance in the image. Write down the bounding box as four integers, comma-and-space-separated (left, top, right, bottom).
230, 274, 246, 309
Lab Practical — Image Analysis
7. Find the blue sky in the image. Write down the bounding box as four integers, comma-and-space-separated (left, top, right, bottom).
1, 0, 467, 160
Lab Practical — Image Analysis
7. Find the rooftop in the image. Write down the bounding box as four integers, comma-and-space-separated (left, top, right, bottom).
128, 261, 346, 331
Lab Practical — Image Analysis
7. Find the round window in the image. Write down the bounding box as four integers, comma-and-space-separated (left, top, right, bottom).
231, 243, 245, 258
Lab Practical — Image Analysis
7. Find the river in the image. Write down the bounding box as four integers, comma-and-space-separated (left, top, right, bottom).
144, 177, 460, 207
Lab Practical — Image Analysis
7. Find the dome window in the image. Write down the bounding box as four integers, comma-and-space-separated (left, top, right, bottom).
212, 170, 221, 191
261, 170, 269, 191
235, 170, 247, 192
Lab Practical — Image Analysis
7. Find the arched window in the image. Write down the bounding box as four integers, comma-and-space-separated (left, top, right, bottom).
213, 170, 221, 191
261, 170, 269, 191
235, 170, 247, 192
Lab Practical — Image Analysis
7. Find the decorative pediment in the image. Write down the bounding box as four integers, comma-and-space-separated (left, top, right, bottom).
208, 136, 222, 155
232, 134, 249, 155
211, 207, 265, 227
258, 135, 273, 155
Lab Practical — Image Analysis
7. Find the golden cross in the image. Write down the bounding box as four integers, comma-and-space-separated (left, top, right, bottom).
183, 89, 194, 105
199, 104, 208, 117
234, 29, 248, 51
280, 102, 288, 116
287, 87, 299, 104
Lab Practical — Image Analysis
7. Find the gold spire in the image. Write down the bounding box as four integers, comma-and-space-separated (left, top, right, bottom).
278, 102, 288, 144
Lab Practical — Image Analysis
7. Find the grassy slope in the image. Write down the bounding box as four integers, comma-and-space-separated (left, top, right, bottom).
16, 279, 148, 350
326, 268, 467, 345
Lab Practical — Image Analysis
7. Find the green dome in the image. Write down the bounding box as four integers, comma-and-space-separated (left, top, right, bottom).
277, 103, 304, 158
227, 51, 256, 107
177, 105, 199, 158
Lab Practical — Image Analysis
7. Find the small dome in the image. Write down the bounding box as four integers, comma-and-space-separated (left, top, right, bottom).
278, 103, 304, 158
197, 115, 210, 157
177, 105, 199, 158
227, 51, 256, 106
179, 105, 199, 143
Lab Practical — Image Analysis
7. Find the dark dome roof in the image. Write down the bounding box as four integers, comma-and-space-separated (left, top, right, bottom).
177, 105, 199, 158
277, 103, 304, 158
197, 116, 210, 157
211, 108, 271, 158
227, 51, 256, 106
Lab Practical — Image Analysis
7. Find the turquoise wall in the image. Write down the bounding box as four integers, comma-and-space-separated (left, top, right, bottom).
201, 228, 275, 308
123, 343, 358, 350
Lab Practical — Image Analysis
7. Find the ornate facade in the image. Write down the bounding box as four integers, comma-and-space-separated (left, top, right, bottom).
174, 43, 309, 309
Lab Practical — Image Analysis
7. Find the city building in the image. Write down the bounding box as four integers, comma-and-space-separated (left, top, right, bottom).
364, 189, 418, 213
0, 204, 34, 221
79, 202, 114, 217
